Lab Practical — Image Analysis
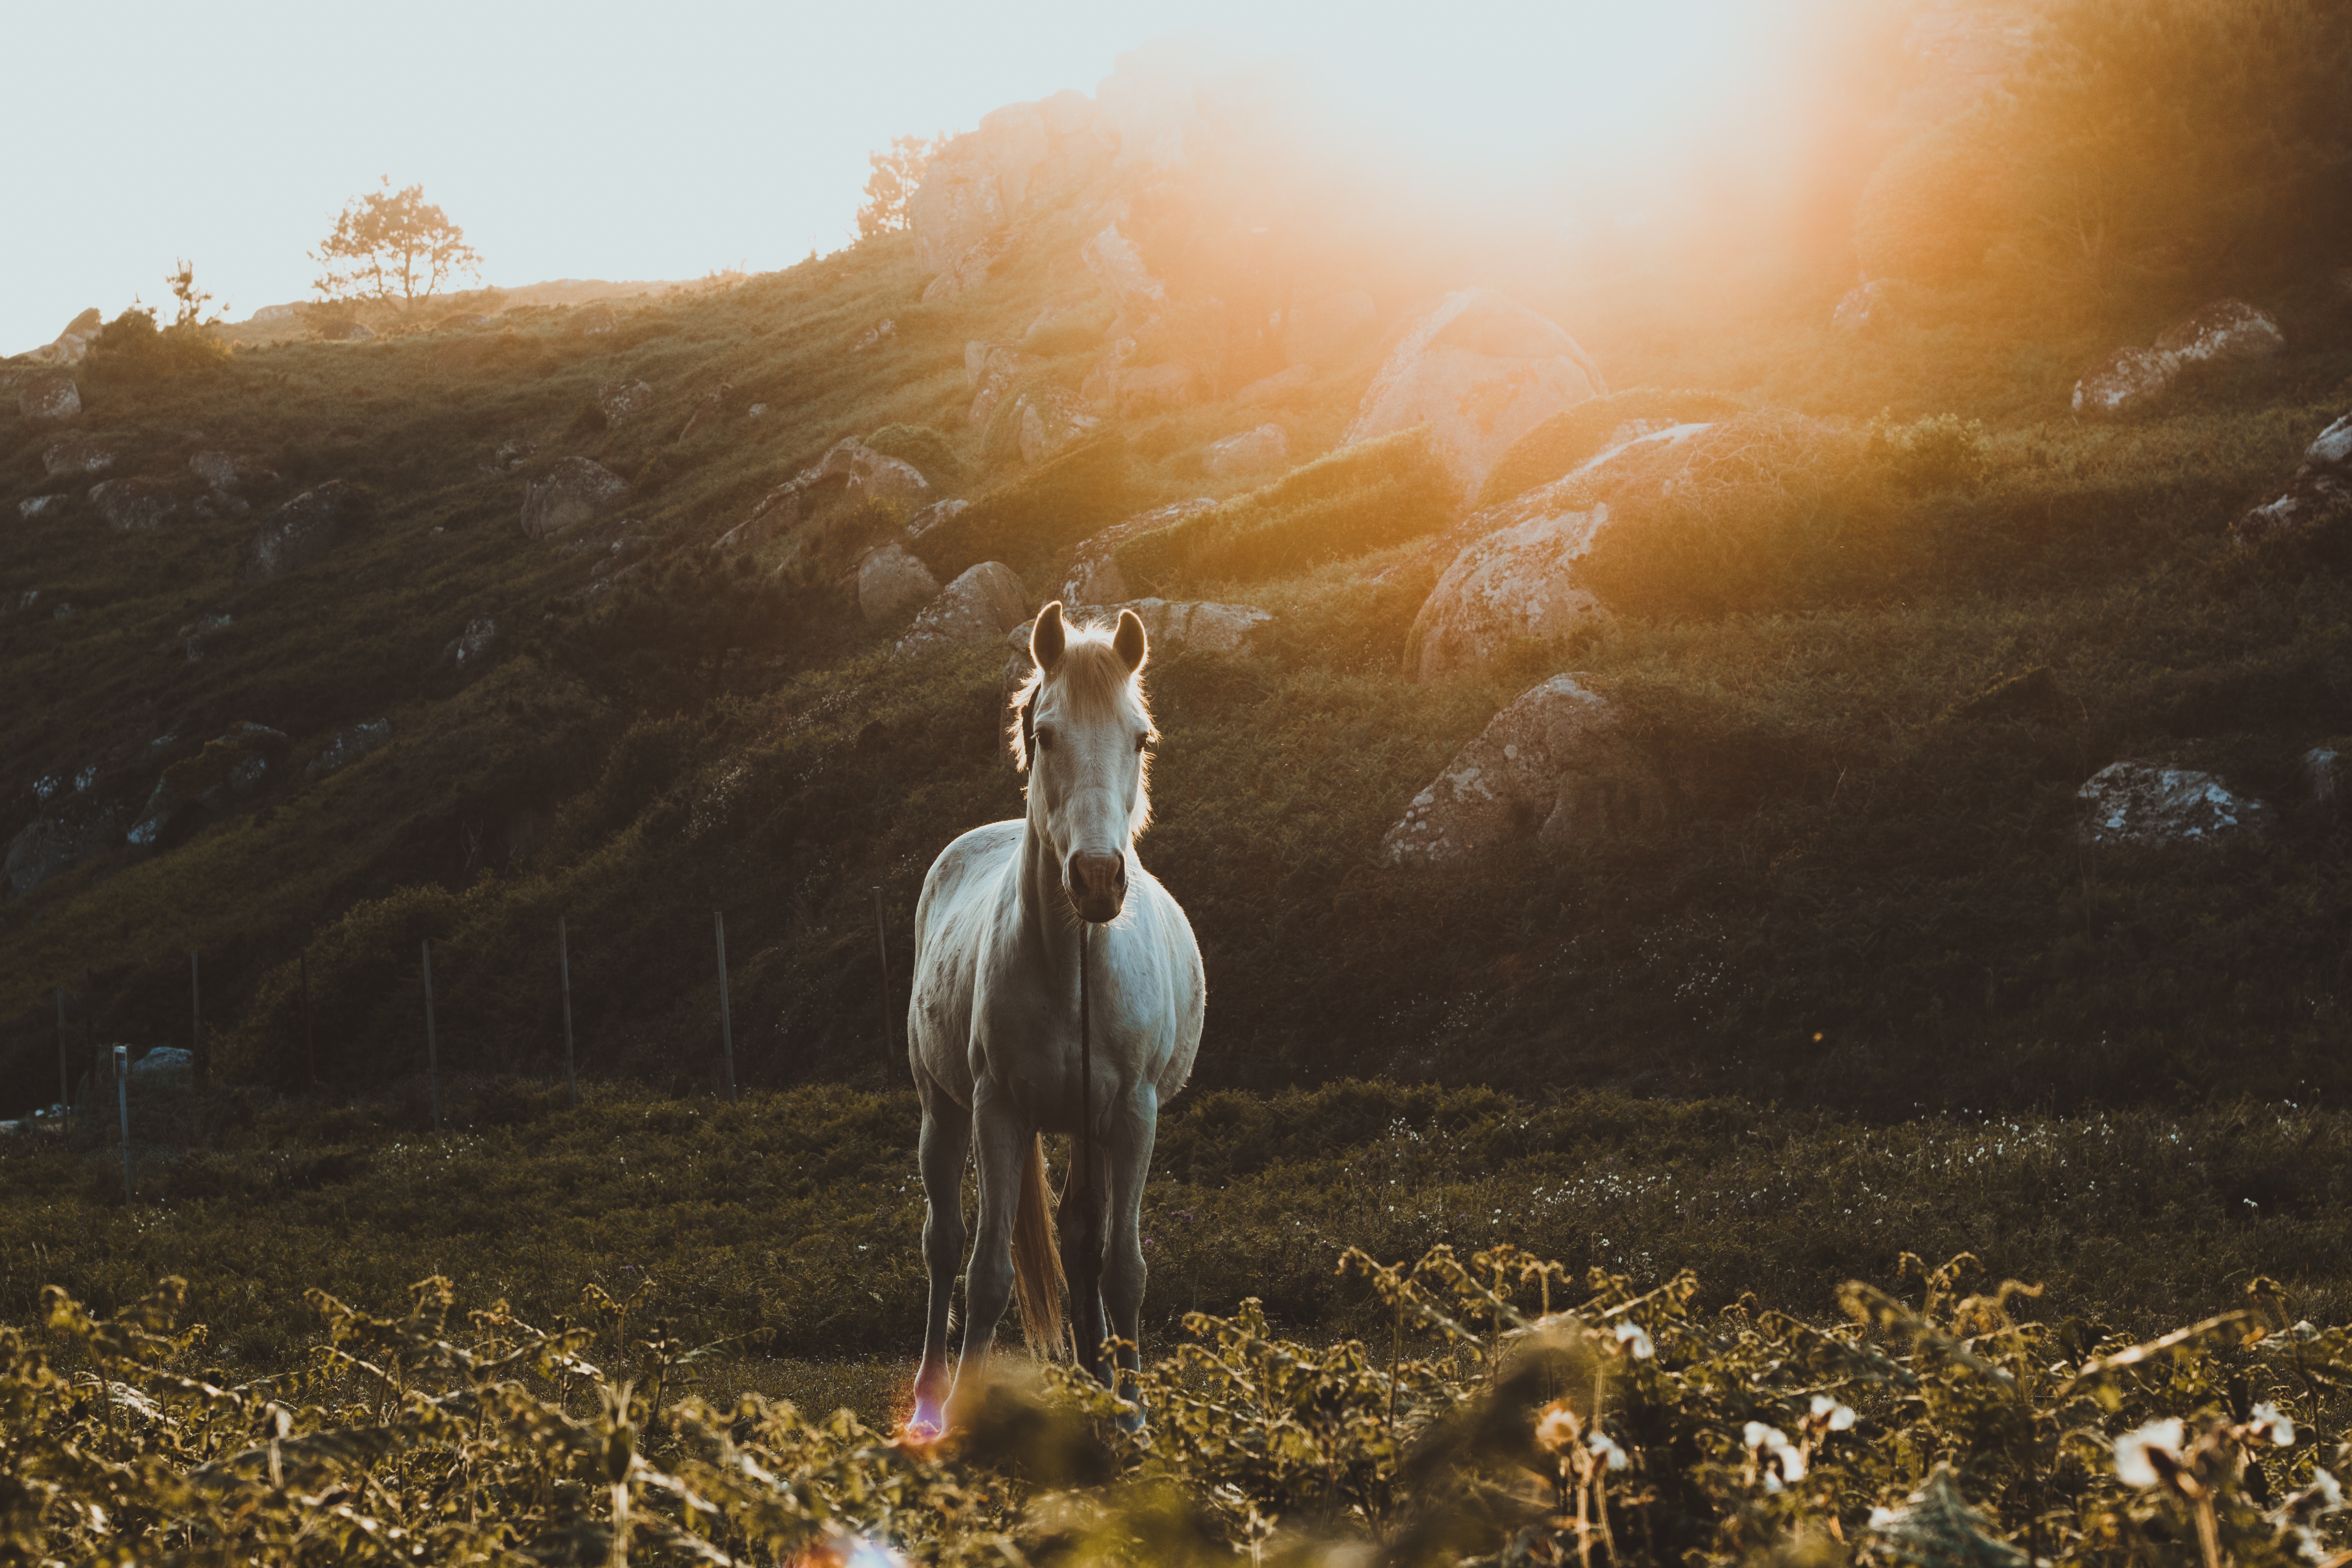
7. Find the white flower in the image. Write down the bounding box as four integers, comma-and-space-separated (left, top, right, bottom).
1590, 1432, 1630, 1472
2249, 1401, 2296, 1447
1535, 1402, 1582, 1453
1745, 1421, 1806, 1488
1868, 1506, 1899, 1530
2313, 1469, 2346, 1512
1811, 1394, 1857, 1431
2116, 1418, 2186, 1488
1613, 1320, 1655, 1359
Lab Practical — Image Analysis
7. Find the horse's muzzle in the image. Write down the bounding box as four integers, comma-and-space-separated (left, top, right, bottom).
1067, 851, 1127, 923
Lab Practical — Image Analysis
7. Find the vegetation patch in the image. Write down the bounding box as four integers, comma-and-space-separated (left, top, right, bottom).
910, 433, 1131, 583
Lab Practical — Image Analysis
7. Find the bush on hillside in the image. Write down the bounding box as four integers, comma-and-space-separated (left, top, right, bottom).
864, 422, 963, 484
1475, 388, 1753, 509
1115, 429, 1454, 593
910, 433, 1130, 582
82, 307, 232, 381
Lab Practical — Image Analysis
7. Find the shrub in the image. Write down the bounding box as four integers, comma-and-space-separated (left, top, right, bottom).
82, 307, 232, 381
1870, 410, 1989, 492
865, 422, 963, 484
1114, 428, 1453, 593
1475, 388, 1751, 509
910, 432, 1131, 582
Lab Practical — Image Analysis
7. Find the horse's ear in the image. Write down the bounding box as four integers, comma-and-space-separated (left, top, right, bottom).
1113, 607, 1147, 674
1031, 602, 1067, 675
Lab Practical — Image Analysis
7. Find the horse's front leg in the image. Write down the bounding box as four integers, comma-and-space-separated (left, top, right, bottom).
1102, 1080, 1160, 1431
909, 1081, 971, 1439
1060, 1131, 1111, 1391
951, 1077, 1029, 1404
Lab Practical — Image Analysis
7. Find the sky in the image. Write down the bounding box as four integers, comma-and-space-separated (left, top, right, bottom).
2, 0, 1794, 353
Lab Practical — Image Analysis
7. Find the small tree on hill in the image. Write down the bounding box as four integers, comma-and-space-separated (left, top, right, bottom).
166, 258, 225, 328
855, 134, 944, 240
312, 178, 483, 309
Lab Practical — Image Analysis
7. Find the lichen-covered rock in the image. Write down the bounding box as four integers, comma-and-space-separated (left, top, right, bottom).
16, 372, 82, 421
907, 498, 970, 539
2154, 298, 2286, 363
25, 309, 104, 367
1016, 387, 1102, 465
5, 796, 127, 897
1383, 675, 1662, 866
2076, 760, 2272, 846
2074, 298, 2285, 419
858, 542, 941, 624
1345, 288, 1606, 500
127, 723, 290, 848
189, 449, 276, 490
17, 495, 65, 519
42, 436, 116, 477
241, 481, 359, 584
1081, 223, 1169, 325
1060, 499, 1215, 605
445, 617, 498, 668
597, 379, 656, 427
521, 457, 627, 539
2231, 414, 2352, 548
1404, 492, 1612, 683
1279, 290, 1375, 368
922, 236, 1004, 304
967, 344, 1043, 427
305, 719, 393, 779
845, 451, 931, 510
88, 477, 186, 531
2073, 347, 2180, 420
895, 562, 1030, 658
1203, 423, 1289, 477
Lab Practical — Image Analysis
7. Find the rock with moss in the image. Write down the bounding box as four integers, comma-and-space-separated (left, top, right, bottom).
305, 719, 393, 780
1383, 675, 1662, 866
895, 562, 1030, 659
24, 309, 105, 367
521, 458, 627, 539
1059, 499, 1214, 605
596, 379, 655, 427
2231, 413, 2352, 549
1203, 423, 1289, 477
1404, 494, 1612, 683
16, 372, 82, 421
241, 482, 362, 584
127, 723, 290, 848
2076, 760, 2272, 846
190, 449, 277, 491
1016, 387, 1102, 465
858, 543, 940, 624
5, 794, 127, 898
88, 477, 188, 531
2074, 298, 2284, 419
42, 435, 116, 478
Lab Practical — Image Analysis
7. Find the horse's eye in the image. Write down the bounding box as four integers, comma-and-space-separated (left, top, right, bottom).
1034, 726, 1054, 751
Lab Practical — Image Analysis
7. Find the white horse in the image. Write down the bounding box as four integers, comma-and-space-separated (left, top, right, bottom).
903, 603, 1205, 1437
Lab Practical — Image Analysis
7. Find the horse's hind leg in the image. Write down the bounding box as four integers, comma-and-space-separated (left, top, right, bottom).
909, 1078, 971, 1438
1058, 1135, 1111, 1389
1102, 1081, 1160, 1430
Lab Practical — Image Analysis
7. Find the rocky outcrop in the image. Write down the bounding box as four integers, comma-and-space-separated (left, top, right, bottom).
966, 342, 1042, 427
908, 94, 1110, 284
305, 719, 393, 779
1080, 223, 1167, 322
1236, 364, 1315, 406
1203, 424, 1288, 476
858, 543, 940, 624
722, 439, 933, 547
846, 451, 931, 510
1404, 492, 1613, 683
5, 801, 124, 897
127, 723, 290, 848
2077, 760, 2272, 845
521, 458, 627, 539
908, 498, 970, 539
445, 617, 498, 668
241, 482, 360, 584
25, 309, 104, 367
2231, 414, 2352, 549
42, 436, 116, 477
2074, 299, 2285, 419
895, 562, 1030, 658
923, 236, 1005, 304
1383, 675, 1662, 866
88, 477, 187, 531
1279, 290, 1375, 368
597, 379, 656, 427
1345, 288, 1606, 500
16, 373, 82, 421
1015, 387, 1102, 464
1060, 499, 1215, 605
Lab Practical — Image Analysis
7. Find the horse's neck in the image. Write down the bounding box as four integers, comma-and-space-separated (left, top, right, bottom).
1013, 808, 1118, 982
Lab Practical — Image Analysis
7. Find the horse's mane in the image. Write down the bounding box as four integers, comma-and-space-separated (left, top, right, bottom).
1009, 623, 1157, 835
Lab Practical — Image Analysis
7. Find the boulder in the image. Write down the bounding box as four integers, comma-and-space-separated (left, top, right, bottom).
895, 562, 1030, 658
1016, 387, 1102, 465
1080, 223, 1167, 325
483, 437, 536, 473
2230, 414, 2352, 548
1344, 288, 1606, 500
2077, 760, 2272, 845
1114, 361, 1199, 417
922, 236, 1004, 304
858, 542, 941, 624
845, 451, 931, 510
88, 477, 185, 531
17, 372, 82, 421
241, 482, 360, 584
2303, 744, 2340, 806
189, 449, 276, 490
17, 496, 65, 519
25, 308, 104, 367
1280, 290, 1375, 368
129, 1047, 193, 1085
5, 798, 127, 898
445, 616, 498, 668
967, 344, 1042, 426
1383, 675, 1661, 866
597, 378, 656, 427
1060, 499, 1215, 605
2074, 298, 2285, 420
305, 719, 393, 779
909, 155, 1007, 278
907, 92, 1108, 278
521, 457, 627, 539
127, 722, 290, 848
907, 497, 970, 539
1403, 494, 1613, 683
42, 436, 115, 477
1203, 423, 1289, 477
1236, 364, 1315, 406
1833, 279, 1890, 332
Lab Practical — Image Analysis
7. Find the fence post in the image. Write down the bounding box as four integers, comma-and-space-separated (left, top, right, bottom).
422, 939, 442, 1134
189, 950, 203, 1085
713, 911, 737, 1102
873, 886, 895, 1063
55, 987, 67, 1133
114, 1045, 131, 1205
559, 916, 578, 1109
300, 950, 316, 1089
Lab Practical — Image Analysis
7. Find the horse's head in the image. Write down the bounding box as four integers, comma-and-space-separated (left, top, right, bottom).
1014, 602, 1154, 924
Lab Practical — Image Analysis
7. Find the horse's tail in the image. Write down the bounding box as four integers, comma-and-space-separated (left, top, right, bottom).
1010, 1132, 1067, 1359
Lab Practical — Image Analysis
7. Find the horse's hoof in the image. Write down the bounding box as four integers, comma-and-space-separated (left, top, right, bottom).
903, 1396, 947, 1445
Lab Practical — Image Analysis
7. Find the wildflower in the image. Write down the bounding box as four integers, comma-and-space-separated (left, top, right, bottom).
1868, 1506, 1899, 1530
2273, 1469, 2344, 1564
1809, 1393, 1857, 1432
2247, 1401, 2296, 1447
2116, 1418, 2187, 1489
1589, 1431, 1630, 1472
1613, 1320, 1655, 1359
1745, 1421, 1806, 1490
1535, 1400, 1583, 1453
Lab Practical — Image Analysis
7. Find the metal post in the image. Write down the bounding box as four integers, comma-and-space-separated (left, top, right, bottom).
189, 950, 202, 1085
55, 987, 68, 1132
422, 940, 442, 1133
713, 911, 736, 1101
559, 917, 578, 1108
300, 950, 316, 1089
873, 886, 895, 1062
114, 1045, 130, 1205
